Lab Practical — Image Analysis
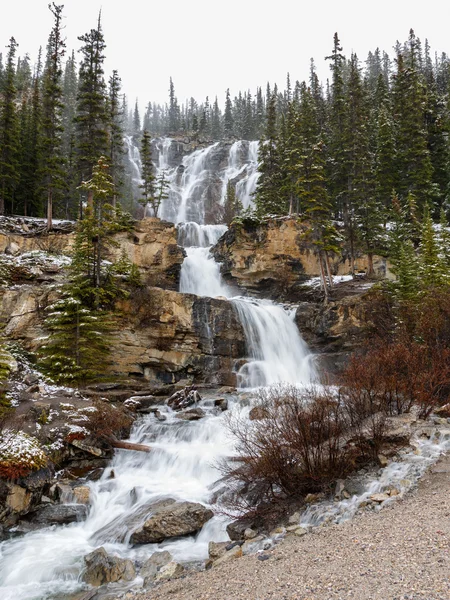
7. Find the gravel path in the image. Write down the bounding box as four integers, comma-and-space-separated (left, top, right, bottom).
125, 452, 450, 600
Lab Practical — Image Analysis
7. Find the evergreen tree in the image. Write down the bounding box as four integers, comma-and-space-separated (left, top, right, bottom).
151, 170, 169, 219
139, 129, 155, 211
224, 88, 234, 138
61, 50, 78, 218
75, 13, 109, 188
419, 204, 448, 288
108, 70, 125, 206
254, 91, 286, 216
168, 77, 180, 132
392, 32, 435, 210
211, 96, 222, 139
38, 295, 115, 386
0, 38, 19, 215
222, 180, 243, 225
40, 2, 66, 230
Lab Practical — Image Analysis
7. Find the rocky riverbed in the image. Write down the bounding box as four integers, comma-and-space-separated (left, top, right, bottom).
109, 450, 450, 600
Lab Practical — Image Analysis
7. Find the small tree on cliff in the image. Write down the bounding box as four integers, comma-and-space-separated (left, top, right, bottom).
38, 296, 114, 386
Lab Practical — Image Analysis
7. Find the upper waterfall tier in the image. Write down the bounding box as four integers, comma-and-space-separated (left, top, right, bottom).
153, 139, 259, 224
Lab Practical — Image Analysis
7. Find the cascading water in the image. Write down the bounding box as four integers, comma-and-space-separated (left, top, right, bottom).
0, 401, 244, 600
0, 138, 314, 600
123, 135, 143, 201
177, 221, 315, 388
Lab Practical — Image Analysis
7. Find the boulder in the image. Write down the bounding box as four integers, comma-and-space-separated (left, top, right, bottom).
175, 408, 206, 421
30, 503, 88, 526
435, 403, 450, 418
154, 561, 185, 581
141, 550, 172, 585
226, 518, 255, 541
73, 486, 91, 505
208, 541, 228, 560
6, 485, 32, 513
129, 498, 213, 544
82, 547, 136, 586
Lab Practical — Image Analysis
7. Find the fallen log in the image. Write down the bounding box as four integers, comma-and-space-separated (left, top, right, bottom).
109, 438, 152, 453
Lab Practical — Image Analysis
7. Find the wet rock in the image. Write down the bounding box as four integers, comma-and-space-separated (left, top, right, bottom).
154, 410, 167, 422
175, 408, 206, 421
73, 486, 91, 505
214, 398, 228, 411
82, 547, 136, 586
167, 385, 201, 410
129, 498, 213, 544
242, 535, 265, 554
30, 503, 88, 525
226, 518, 255, 541
141, 550, 172, 585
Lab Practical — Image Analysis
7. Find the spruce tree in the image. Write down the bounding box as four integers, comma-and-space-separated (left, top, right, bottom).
38, 295, 115, 386
0, 38, 19, 215
139, 129, 155, 212
392, 33, 435, 211
254, 91, 286, 216
224, 89, 234, 138
40, 3, 66, 230
108, 70, 125, 206
75, 13, 109, 188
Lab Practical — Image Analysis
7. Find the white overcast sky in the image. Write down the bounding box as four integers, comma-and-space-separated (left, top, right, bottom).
1, 1, 448, 109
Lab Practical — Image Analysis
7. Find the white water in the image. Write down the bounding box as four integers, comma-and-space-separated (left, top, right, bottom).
0, 139, 313, 600
124, 135, 143, 201
232, 298, 315, 388
153, 138, 259, 223
177, 223, 315, 388
298, 430, 450, 528
0, 402, 241, 600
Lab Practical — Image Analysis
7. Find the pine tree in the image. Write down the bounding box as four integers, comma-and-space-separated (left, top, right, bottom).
108, 70, 125, 206
224, 88, 234, 138
38, 295, 115, 386
0, 38, 19, 215
419, 204, 448, 288
254, 91, 286, 216
75, 13, 109, 188
61, 50, 78, 218
139, 129, 155, 211
40, 3, 66, 230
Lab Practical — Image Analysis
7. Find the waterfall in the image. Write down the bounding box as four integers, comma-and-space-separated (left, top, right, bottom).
123, 135, 143, 201
177, 224, 315, 388
0, 403, 240, 600
0, 138, 313, 600
178, 223, 233, 298
232, 298, 315, 388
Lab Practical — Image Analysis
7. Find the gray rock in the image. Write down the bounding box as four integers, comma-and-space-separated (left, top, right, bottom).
130, 498, 213, 544
175, 408, 206, 421
31, 503, 88, 525
82, 547, 136, 586
208, 541, 228, 560
154, 561, 184, 581
226, 518, 255, 541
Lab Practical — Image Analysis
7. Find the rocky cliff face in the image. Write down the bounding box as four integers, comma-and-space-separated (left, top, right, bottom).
212, 217, 391, 299
0, 283, 246, 386
114, 288, 245, 385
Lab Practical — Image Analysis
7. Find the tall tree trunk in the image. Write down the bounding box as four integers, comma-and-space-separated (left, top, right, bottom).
324, 251, 334, 288
367, 252, 374, 278
318, 252, 329, 304
47, 187, 53, 231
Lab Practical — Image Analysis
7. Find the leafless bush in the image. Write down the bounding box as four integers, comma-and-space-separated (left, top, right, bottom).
221, 385, 365, 516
